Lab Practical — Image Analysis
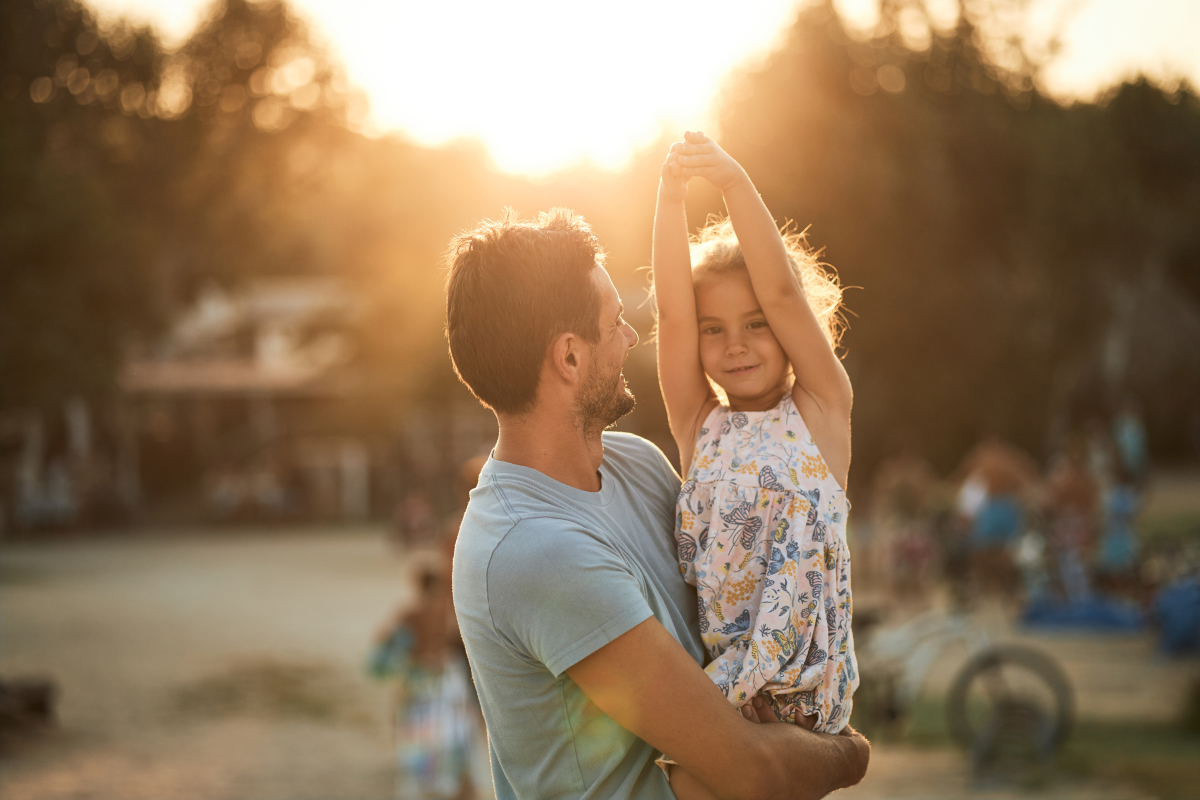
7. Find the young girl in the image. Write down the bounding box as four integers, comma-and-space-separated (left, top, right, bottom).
368, 567, 491, 799
653, 132, 857, 737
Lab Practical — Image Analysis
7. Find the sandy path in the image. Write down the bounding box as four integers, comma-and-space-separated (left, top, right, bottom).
1, 528, 412, 800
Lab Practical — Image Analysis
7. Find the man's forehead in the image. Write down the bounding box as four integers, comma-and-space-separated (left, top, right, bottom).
591, 265, 621, 307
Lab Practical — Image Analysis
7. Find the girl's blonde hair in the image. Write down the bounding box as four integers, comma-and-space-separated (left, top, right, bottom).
685, 216, 846, 349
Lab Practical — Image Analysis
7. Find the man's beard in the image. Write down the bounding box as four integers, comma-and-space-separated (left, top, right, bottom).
576, 351, 635, 435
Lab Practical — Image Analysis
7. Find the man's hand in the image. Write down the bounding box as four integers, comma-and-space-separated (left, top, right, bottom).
566, 618, 869, 800
659, 141, 691, 204
743, 697, 870, 789
673, 131, 749, 194
746, 696, 868, 788
741, 695, 819, 729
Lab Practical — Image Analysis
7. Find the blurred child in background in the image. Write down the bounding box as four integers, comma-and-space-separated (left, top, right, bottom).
368, 566, 490, 800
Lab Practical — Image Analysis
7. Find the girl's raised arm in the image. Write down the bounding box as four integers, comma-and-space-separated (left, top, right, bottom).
653, 144, 718, 474
675, 132, 852, 489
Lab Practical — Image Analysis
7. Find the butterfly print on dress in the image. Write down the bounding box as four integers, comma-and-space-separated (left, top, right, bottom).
673, 394, 856, 735
758, 465, 787, 492
722, 501, 764, 549
677, 532, 698, 563
718, 608, 752, 636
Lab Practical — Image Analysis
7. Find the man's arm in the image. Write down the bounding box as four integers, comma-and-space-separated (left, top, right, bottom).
566, 617, 869, 800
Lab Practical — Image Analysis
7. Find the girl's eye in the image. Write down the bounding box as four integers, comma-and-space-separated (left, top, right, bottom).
748, 320, 769, 330
702, 326, 721, 335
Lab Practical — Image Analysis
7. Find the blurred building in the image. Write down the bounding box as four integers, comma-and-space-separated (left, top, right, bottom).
116, 277, 369, 522
1, 275, 501, 534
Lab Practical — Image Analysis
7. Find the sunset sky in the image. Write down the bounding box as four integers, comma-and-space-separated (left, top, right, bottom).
87, 0, 1200, 175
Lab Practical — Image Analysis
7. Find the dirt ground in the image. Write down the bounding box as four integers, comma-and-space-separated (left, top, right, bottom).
1, 529, 407, 800
2, 527, 1197, 800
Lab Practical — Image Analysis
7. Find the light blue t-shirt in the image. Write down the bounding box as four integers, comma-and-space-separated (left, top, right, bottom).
452, 432, 705, 800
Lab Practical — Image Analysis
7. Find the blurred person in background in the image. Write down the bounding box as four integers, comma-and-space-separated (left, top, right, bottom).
1085, 416, 1116, 496
368, 566, 491, 800
869, 442, 939, 601
1084, 407, 1143, 596
439, 456, 488, 710
372, 452, 491, 796
1045, 435, 1100, 603
392, 490, 437, 549
440, 456, 489, 565
1094, 461, 1142, 594
954, 437, 1040, 598
1112, 398, 1149, 487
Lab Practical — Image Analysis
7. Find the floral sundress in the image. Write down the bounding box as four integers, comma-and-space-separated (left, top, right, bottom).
676, 393, 857, 732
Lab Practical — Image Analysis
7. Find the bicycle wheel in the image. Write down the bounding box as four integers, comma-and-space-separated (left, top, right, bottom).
945, 645, 1074, 761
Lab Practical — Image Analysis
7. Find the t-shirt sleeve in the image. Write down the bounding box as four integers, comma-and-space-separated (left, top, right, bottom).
487, 520, 653, 677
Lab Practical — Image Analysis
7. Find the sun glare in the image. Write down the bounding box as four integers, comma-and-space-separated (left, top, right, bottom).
85, 0, 1200, 175
84, 0, 800, 175
299, 0, 801, 175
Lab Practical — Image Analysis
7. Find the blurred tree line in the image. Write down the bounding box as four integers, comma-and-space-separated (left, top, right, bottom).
713, 0, 1200, 477
2, 0, 1197, 495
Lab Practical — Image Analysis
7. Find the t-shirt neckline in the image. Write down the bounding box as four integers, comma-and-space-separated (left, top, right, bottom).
485, 451, 616, 506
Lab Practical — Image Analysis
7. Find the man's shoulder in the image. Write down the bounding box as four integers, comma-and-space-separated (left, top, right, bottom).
457, 480, 589, 567
454, 489, 587, 629
468, 464, 588, 525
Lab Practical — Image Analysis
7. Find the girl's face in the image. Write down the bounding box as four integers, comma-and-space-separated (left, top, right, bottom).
694, 271, 791, 412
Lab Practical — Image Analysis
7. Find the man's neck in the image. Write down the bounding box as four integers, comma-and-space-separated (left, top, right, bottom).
493, 411, 605, 493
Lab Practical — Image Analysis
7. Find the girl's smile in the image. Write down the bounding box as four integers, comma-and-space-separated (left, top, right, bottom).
694, 271, 792, 412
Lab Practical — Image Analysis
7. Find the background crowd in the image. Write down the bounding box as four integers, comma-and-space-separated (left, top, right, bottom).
866, 402, 1187, 619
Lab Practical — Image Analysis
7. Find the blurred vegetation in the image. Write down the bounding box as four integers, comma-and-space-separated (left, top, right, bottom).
173, 657, 372, 726
715, 1, 1200, 477
2, 0, 1198, 488
854, 694, 1200, 798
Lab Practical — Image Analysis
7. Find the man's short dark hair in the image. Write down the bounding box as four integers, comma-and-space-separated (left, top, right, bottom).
445, 208, 604, 415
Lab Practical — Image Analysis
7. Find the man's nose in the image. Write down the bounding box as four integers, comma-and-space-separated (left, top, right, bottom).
625, 323, 639, 347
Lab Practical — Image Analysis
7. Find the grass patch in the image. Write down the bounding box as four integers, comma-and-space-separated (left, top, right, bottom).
852, 695, 955, 747
172, 658, 356, 723
1138, 511, 1200, 546
854, 694, 1200, 799
1058, 720, 1200, 800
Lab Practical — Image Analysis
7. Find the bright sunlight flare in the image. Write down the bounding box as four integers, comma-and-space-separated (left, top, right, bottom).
86, 0, 1200, 176
310, 0, 801, 175
89, 0, 800, 175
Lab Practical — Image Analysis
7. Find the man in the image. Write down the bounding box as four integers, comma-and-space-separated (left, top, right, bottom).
447, 208, 869, 800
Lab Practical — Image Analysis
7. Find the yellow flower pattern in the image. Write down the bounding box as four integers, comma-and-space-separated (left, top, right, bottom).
677, 395, 857, 733
800, 453, 829, 481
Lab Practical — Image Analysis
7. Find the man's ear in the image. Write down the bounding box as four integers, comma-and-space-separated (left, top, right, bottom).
548, 331, 586, 385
